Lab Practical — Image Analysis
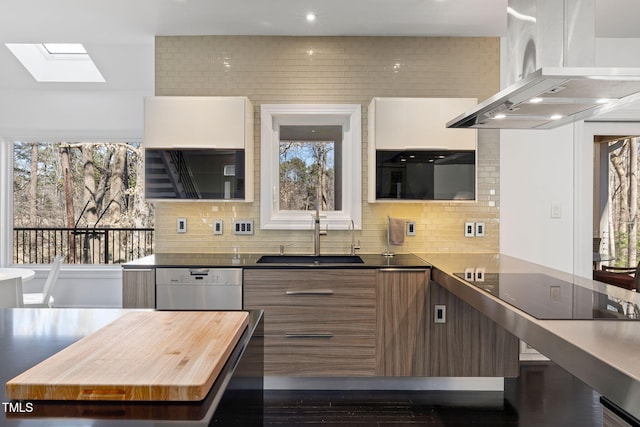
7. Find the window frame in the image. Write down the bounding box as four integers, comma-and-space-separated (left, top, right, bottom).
260, 104, 362, 230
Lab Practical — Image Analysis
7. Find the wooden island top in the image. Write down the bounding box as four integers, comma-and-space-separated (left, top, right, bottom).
6, 311, 248, 402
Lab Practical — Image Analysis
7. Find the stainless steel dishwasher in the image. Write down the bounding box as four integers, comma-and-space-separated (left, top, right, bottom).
156, 268, 242, 310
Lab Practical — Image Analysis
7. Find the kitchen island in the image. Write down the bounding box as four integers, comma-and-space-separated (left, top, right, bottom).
419, 252, 640, 425
0, 308, 263, 426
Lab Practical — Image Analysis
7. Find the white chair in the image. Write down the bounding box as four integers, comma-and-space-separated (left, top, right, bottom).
23, 255, 63, 308
0, 277, 24, 308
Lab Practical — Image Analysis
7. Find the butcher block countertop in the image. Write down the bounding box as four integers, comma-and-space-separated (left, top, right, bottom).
0, 309, 263, 426
6, 311, 248, 402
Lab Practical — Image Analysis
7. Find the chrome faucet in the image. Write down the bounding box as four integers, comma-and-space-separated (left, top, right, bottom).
313, 187, 327, 256
350, 220, 360, 256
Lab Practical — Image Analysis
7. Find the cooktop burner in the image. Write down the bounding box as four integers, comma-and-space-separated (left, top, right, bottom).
455, 272, 640, 320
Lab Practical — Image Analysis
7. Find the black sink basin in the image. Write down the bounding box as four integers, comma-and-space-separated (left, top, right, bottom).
257, 255, 364, 264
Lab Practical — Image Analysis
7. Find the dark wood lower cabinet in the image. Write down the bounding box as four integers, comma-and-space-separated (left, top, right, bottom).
122, 268, 155, 308
244, 268, 518, 379
243, 269, 376, 377
375, 269, 430, 376
429, 281, 520, 377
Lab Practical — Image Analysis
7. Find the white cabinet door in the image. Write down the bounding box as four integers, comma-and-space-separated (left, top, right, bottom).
369, 97, 477, 150
144, 96, 252, 149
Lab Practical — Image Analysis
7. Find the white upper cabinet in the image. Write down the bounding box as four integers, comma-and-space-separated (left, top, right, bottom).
368, 97, 477, 150
144, 96, 253, 149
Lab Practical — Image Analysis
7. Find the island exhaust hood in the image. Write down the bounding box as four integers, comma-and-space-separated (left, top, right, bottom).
446, 67, 640, 130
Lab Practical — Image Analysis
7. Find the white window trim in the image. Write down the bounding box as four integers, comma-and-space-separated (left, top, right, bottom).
260, 104, 362, 230
0, 140, 13, 267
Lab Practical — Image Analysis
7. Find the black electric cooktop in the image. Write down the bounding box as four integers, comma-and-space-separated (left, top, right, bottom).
455, 272, 640, 320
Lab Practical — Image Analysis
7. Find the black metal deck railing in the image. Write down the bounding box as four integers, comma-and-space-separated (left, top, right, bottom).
13, 227, 154, 265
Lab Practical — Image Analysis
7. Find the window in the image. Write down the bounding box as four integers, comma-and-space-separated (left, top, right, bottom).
260, 104, 361, 230
594, 135, 640, 268
11, 141, 154, 265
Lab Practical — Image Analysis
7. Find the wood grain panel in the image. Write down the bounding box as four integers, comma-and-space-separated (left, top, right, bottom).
429, 281, 519, 377
244, 269, 376, 377
375, 270, 430, 376
122, 269, 155, 308
6, 311, 248, 401
264, 335, 375, 376
245, 306, 376, 334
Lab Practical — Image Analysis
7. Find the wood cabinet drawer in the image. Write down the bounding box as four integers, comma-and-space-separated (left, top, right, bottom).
244, 269, 375, 307
263, 335, 375, 376
248, 305, 375, 335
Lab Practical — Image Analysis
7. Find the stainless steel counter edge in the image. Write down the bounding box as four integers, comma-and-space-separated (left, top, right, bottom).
428, 261, 640, 422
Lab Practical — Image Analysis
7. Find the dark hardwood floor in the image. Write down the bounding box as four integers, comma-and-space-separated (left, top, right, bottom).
263, 362, 603, 426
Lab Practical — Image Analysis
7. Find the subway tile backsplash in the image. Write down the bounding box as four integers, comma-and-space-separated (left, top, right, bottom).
154, 36, 500, 254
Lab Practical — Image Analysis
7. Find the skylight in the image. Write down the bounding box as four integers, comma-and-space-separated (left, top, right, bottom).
42, 43, 87, 55
5, 43, 105, 83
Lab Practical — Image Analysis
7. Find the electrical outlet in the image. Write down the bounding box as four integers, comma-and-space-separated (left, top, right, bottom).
213, 219, 223, 235
475, 222, 485, 237
434, 304, 446, 323
465, 222, 475, 237
233, 220, 254, 235
406, 221, 416, 236
464, 268, 475, 281
475, 267, 485, 282
177, 218, 187, 233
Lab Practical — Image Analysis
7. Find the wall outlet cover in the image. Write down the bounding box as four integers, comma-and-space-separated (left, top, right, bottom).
434, 304, 446, 323
475, 222, 485, 237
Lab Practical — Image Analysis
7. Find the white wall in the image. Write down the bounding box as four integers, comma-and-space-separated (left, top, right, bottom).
500, 125, 576, 272
0, 89, 146, 141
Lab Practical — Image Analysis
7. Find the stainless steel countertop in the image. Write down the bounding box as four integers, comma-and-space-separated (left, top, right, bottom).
416, 252, 640, 422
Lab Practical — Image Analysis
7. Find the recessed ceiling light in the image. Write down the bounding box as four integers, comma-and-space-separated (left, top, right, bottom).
529, 97, 544, 103
5, 43, 105, 82
493, 113, 507, 119
306, 12, 316, 22
550, 114, 563, 120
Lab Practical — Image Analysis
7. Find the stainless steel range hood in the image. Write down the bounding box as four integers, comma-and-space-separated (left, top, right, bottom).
446, 67, 640, 129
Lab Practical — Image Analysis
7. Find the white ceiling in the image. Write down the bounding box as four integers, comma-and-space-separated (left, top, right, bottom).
0, 0, 638, 109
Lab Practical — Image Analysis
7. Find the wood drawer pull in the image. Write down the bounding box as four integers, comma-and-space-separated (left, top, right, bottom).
285, 290, 334, 296
285, 333, 334, 338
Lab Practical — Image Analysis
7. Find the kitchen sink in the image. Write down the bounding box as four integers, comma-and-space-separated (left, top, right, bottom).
256, 255, 364, 264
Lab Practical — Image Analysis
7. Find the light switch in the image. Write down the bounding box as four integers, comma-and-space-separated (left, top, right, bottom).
406, 221, 416, 236
213, 219, 223, 235
475, 222, 485, 237
177, 218, 187, 233
465, 222, 475, 237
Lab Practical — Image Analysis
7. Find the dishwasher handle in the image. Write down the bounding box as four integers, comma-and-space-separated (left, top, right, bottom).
189, 268, 210, 276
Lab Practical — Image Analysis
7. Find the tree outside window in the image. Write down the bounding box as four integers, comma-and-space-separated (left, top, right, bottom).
279, 140, 335, 212
596, 136, 640, 268
13, 141, 154, 264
